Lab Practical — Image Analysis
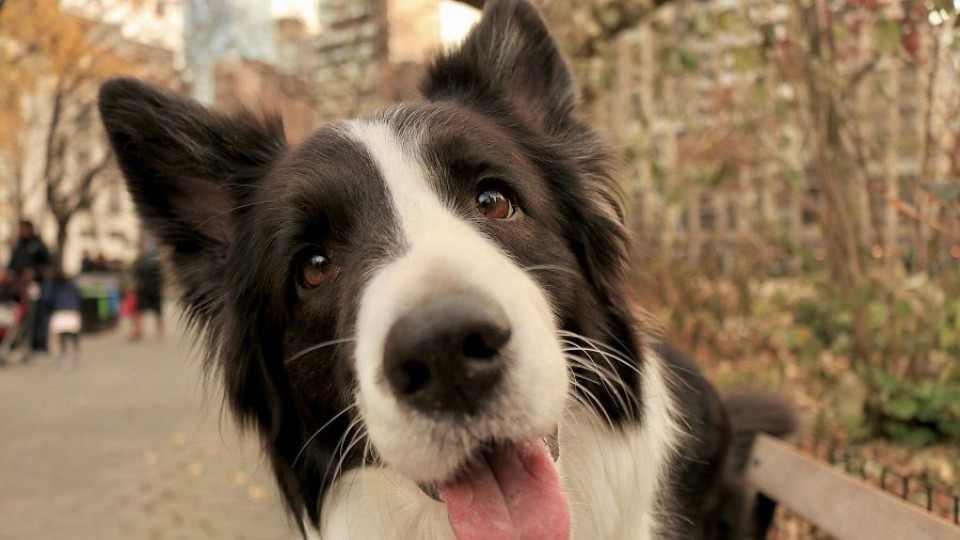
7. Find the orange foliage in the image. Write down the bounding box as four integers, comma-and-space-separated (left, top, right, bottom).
0, 0, 136, 155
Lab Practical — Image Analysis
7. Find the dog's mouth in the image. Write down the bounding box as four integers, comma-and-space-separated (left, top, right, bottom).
418, 429, 567, 540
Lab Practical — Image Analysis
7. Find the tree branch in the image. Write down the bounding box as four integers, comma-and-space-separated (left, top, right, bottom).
42, 83, 67, 189
452, 0, 676, 59
883, 193, 960, 240
844, 55, 881, 94
577, 0, 672, 58
72, 154, 112, 213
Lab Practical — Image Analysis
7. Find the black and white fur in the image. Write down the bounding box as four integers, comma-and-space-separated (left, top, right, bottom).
98, 1, 794, 538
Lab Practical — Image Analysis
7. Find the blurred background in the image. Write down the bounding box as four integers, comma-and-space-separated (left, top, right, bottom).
0, 0, 958, 538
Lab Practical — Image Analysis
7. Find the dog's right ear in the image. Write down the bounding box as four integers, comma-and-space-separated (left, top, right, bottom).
98, 78, 286, 324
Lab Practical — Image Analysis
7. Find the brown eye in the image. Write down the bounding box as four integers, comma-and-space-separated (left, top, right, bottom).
300, 251, 333, 288
476, 186, 517, 220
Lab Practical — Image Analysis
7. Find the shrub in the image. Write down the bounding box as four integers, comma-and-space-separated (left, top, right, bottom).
636, 256, 960, 447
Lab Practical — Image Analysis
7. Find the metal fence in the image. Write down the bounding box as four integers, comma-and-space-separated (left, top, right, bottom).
800, 436, 960, 527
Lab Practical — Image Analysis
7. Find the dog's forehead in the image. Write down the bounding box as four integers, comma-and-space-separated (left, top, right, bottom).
341, 116, 445, 245
280, 102, 531, 186
264, 102, 549, 257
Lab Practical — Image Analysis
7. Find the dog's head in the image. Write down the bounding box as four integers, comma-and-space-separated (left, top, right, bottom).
99, 0, 645, 536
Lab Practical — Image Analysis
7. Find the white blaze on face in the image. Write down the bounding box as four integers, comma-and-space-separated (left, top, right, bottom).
346, 119, 569, 483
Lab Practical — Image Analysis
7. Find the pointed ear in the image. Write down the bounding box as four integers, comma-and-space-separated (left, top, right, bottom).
422, 0, 575, 132
98, 78, 286, 322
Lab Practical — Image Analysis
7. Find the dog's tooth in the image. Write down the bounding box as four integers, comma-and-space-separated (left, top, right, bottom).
418, 482, 444, 502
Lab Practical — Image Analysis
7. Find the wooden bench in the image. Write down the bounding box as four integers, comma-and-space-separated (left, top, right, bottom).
747, 435, 960, 539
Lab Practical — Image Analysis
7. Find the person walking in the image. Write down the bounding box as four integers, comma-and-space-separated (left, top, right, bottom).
130, 244, 164, 341
42, 264, 83, 368
7, 220, 51, 359
80, 251, 97, 273
8, 220, 50, 280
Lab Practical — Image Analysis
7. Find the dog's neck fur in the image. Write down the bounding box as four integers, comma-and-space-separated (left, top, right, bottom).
313, 346, 682, 540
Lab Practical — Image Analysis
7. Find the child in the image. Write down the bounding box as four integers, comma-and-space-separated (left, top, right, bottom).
130, 245, 164, 341
42, 264, 83, 368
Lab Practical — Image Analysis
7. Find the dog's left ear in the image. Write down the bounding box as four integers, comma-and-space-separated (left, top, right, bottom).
423, 0, 575, 132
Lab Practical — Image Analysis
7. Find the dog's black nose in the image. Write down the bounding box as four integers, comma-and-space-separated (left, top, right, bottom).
383, 293, 511, 415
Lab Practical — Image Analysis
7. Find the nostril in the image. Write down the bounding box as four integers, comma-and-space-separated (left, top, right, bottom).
400, 360, 431, 395
462, 332, 498, 359
461, 324, 511, 360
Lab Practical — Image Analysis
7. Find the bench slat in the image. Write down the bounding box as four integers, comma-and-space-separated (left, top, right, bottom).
747, 435, 960, 540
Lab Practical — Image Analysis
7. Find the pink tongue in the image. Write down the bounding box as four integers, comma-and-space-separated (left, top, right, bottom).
439, 440, 569, 540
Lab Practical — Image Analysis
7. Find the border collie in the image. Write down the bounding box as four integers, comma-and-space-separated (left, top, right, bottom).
98, 0, 794, 538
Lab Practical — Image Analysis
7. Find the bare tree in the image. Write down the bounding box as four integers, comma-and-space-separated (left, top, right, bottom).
42, 82, 115, 265
0, 0, 134, 263
454, 0, 677, 110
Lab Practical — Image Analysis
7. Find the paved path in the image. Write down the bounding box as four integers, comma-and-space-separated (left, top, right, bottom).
0, 315, 299, 540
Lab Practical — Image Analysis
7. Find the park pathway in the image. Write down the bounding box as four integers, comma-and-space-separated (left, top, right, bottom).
0, 314, 299, 540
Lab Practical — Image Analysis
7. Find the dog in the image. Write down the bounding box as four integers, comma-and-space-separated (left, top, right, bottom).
98, 0, 794, 538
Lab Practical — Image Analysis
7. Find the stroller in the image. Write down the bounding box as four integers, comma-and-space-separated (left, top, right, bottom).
0, 280, 37, 366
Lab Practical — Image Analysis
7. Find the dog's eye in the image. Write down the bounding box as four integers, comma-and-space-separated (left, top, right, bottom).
476, 183, 517, 220
299, 250, 334, 288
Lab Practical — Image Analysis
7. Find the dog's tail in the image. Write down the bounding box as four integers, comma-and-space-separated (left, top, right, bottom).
724, 390, 797, 473
722, 390, 797, 539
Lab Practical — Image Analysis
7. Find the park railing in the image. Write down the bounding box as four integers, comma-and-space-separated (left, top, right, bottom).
748, 435, 960, 539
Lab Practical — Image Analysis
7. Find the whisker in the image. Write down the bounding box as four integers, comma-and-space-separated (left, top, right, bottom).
562, 330, 702, 399
285, 337, 357, 365
563, 344, 637, 409
191, 199, 279, 233
563, 349, 630, 392
558, 330, 625, 355
565, 353, 634, 416
522, 264, 581, 278
334, 425, 368, 486
559, 331, 643, 377
568, 378, 615, 427
566, 362, 617, 416
292, 404, 356, 468
362, 437, 377, 467
559, 330, 631, 358
322, 415, 366, 488
562, 330, 644, 373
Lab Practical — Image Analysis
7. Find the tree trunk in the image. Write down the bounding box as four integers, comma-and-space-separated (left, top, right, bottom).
54, 216, 69, 269
9, 160, 24, 231
801, 0, 864, 286
883, 48, 900, 277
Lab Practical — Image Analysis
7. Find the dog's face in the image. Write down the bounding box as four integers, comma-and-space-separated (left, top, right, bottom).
100, 0, 644, 535
345, 110, 572, 482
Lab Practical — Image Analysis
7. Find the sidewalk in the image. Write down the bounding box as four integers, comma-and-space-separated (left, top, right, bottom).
0, 316, 299, 540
